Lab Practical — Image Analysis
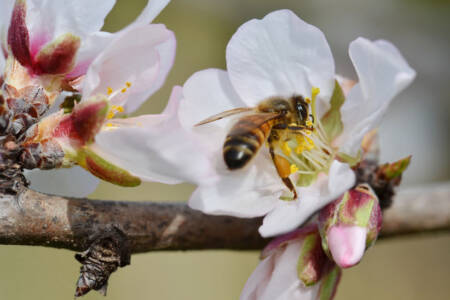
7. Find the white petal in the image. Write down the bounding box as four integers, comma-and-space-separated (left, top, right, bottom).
26, 0, 116, 54
133, 0, 171, 25
82, 24, 175, 113
180, 68, 247, 154
241, 240, 320, 300
93, 87, 215, 185
337, 38, 416, 156
180, 68, 246, 129
188, 152, 283, 218
259, 161, 355, 237
327, 225, 367, 269
24, 166, 99, 197
226, 9, 335, 108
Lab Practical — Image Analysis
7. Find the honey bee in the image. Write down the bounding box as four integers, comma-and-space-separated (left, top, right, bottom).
196, 95, 313, 199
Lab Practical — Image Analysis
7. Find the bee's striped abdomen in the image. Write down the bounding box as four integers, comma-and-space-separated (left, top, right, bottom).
223, 115, 275, 170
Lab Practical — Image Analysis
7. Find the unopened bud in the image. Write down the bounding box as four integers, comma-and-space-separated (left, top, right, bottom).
318, 184, 382, 268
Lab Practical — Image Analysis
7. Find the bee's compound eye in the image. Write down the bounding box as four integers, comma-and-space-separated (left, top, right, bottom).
297, 103, 308, 121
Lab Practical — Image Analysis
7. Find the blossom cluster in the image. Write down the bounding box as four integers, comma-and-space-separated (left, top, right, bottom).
0, 1, 415, 299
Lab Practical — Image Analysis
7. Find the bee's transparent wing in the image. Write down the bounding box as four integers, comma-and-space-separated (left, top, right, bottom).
195, 107, 256, 126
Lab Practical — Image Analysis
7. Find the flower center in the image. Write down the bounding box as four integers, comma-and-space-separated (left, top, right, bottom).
277, 87, 335, 185
104, 81, 132, 127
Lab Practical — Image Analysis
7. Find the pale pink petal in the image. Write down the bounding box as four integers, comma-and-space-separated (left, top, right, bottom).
133, 0, 171, 25
66, 31, 114, 79
82, 24, 175, 113
241, 240, 320, 300
0, 52, 5, 74
0, 0, 14, 48
122, 29, 176, 113
24, 166, 99, 197
327, 225, 367, 268
26, 0, 116, 54
226, 9, 335, 110
93, 87, 215, 185
336, 38, 416, 156
259, 161, 355, 237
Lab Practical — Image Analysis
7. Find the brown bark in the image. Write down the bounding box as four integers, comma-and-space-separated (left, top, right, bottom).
0, 182, 448, 253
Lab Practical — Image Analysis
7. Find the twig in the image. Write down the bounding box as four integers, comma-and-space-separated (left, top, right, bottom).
0, 182, 449, 253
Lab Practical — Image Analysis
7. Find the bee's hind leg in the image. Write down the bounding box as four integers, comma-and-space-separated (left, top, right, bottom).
268, 137, 298, 199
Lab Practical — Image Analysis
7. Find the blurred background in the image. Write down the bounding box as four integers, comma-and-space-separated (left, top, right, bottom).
1, 0, 449, 299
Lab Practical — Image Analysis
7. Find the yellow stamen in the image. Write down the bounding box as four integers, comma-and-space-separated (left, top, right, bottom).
306, 120, 313, 127
107, 87, 113, 95
305, 97, 311, 104
312, 87, 320, 99
282, 142, 292, 156
121, 88, 127, 93
106, 123, 113, 127
304, 130, 312, 135
290, 164, 299, 174
305, 136, 315, 150
126, 81, 132, 88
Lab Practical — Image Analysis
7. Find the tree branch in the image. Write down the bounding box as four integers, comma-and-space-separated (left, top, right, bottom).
0, 182, 449, 253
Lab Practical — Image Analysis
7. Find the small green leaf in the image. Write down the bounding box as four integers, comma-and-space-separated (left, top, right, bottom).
320, 81, 346, 142
60, 93, 82, 113
318, 265, 342, 300
378, 155, 412, 180
77, 147, 141, 187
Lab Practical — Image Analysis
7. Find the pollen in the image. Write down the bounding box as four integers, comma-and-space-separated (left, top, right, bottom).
121, 88, 127, 93
295, 136, 306, 154
290, 164, 299, 174
282, 142, 292, 156
106, 123, 113, 127
107, 105, 125, 119
107, 87, 113, 95
126, 81, 132, 88
306, 120, 313, 127
305, 97, 311, 104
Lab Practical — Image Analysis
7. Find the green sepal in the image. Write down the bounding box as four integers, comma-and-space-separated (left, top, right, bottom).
297, 233, 325, 286
318, 265, 342, 300
320, 81, 346, 142
378, 155, 412, 180
77, 147, 141, 187
296, 172, 318, 187
336, 151, 361, 167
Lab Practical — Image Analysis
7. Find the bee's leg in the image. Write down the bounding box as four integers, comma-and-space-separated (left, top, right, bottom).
268, 137, 298, 199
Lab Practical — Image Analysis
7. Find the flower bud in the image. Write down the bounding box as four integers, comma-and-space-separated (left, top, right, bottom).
318, 184, 382, 268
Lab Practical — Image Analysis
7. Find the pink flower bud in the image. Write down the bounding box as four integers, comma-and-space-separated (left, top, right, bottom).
318, 184, 382, 268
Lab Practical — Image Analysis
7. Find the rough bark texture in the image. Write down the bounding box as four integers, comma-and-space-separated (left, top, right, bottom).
0, 183, 448, 253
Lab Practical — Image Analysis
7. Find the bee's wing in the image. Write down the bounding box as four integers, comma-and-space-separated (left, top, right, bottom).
195, 107, 255, 126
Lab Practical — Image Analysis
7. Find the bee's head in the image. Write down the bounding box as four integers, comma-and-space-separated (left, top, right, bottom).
292, 95, 309, 125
